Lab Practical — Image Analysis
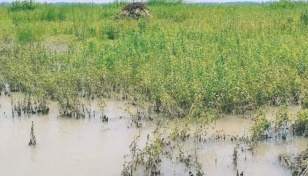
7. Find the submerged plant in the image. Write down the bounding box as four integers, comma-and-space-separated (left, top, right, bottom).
274, 106, 289, 130
28, 121, 36, 146
251, 110, 270, 141
122, 119, 205, 176
293, 109, 308, 136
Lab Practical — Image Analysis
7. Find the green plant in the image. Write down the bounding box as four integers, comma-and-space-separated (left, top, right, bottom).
275, 106, 289, 131
301, 9, 308, 26
268, 0, 296, 9
17, 26, 34, 43
0, 2, 307, 118
251, 110, 270, 141
104, 25, 119, 40
9, 0, 36, 11
293, 109, 308, 136
147, 0, 183, 5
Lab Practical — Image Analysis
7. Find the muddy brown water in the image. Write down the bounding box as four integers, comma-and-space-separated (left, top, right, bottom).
0, 93, 306, 176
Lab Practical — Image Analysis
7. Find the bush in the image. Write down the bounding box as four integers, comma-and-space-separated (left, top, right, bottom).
41, 7, 67, 22
301, 90, 308, 109
103, 25, 119, 40
9, 0, 36, 11
17, 25, 42, 43
300, 9, 308, 26
268, 0, 296, 9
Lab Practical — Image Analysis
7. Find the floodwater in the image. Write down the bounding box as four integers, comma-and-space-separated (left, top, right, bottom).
0, 93, 306, 176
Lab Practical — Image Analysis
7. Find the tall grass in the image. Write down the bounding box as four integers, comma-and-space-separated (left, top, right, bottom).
0, 2, 307, 117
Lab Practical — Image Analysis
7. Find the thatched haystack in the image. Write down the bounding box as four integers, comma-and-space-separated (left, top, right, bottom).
117, 2, 150, 19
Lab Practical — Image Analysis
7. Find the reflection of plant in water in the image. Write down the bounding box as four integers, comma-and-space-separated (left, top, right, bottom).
233, 144, 239, 169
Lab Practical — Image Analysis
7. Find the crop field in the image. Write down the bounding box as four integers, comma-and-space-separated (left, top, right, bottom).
0, 1, 308, 175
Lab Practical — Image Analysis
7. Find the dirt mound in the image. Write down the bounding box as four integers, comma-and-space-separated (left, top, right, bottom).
117, 2, 150, 19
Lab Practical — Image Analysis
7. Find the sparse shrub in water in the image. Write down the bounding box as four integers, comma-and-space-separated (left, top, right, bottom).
251, 110, 270, 141
293, 109, 308, 136
28, 121, 36, 146
275, 106, 289, 130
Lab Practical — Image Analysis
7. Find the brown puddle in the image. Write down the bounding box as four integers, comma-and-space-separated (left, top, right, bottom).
0, 93, 306, 176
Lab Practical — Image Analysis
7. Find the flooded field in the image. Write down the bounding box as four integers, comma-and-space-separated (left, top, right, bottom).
1, 1, 308, 175
0, 93, 306, 176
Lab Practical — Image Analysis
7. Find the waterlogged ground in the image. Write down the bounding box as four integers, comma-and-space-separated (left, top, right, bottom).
0, 93, 307, 176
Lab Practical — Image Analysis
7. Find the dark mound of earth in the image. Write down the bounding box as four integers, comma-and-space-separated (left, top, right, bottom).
117, 2, 150, 19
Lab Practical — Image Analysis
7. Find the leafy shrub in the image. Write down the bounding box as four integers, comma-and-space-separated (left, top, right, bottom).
41, 8, 56, 21
41, 7, 67, 22
300, 9, 308, 26
103, 25, 119, 40
9, 0, 36, 11
268, 0, 296, 9
17, 26, 42, 43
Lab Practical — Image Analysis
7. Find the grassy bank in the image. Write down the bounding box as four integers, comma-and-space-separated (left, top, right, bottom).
0, 1, 307, 117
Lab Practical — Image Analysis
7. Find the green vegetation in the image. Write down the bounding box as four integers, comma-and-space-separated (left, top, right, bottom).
251, 110, 270, 141
293, 109, 308, 136
9, 0, 37, 11
0, 1, 308, 118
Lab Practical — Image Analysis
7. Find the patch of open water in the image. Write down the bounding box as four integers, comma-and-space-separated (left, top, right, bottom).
0, 93, 306, 176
